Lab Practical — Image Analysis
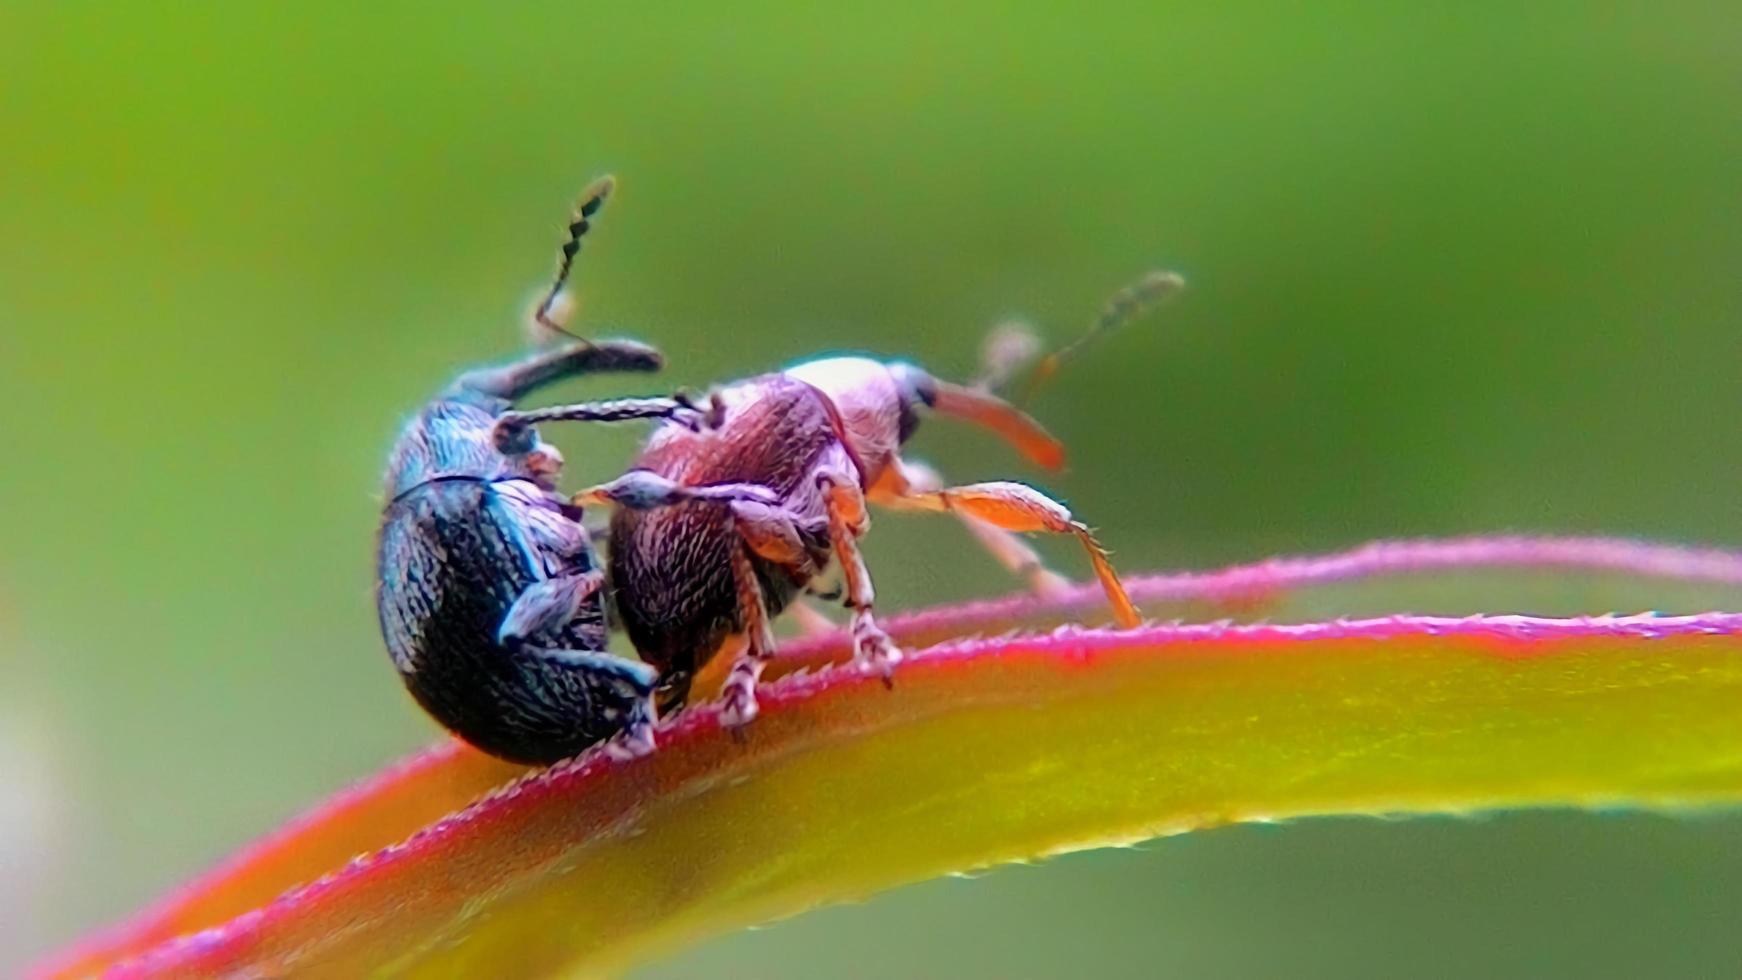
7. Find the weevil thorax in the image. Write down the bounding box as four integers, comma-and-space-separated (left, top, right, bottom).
385, 396, 563, 500
782, 356, 934, 484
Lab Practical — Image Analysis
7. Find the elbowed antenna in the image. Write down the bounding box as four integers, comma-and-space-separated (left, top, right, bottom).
935, 269, 1184, 470
1000, 269, 1187, 404
971, 320, 1047, 393
531, 174, 619, 341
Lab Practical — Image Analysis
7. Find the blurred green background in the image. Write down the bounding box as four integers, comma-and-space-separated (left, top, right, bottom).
3, 2, 1740, 976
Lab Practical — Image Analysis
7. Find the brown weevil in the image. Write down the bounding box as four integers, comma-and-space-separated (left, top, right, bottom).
563, 271, 1183, 728
375, 177, 715, 763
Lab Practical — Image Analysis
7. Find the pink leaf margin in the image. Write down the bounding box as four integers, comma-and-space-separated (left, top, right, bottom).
841, 533, 1742, 644
34, 534, 1742, 978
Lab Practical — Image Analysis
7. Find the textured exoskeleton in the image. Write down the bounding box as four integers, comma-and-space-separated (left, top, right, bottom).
375, 341, 715, 763
568, 272, 1182, 728
374, 176, 701, 763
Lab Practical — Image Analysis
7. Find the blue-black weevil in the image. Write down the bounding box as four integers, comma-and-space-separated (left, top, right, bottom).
374, 177, 707, 763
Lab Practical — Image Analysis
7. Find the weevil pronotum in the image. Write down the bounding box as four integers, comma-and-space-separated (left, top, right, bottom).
561, 271, 1183, 730
375, 176, 723, 763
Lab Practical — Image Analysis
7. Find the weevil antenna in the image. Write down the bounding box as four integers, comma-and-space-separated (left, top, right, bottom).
1015, 269, 1185, 404
969, 320, 1046, 392
532, 174, 618, 343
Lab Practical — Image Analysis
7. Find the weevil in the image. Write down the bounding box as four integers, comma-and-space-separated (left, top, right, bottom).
375, 176, 720, 763
564, 271, 1184, 728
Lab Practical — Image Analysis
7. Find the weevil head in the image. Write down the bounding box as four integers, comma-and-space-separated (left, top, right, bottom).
897, 362, 1067, 471
385, 397, 567, 499
887, 361, 939, 442
512, 439, 565, 491
782, 356, 922, 479
490, 413, 566, 490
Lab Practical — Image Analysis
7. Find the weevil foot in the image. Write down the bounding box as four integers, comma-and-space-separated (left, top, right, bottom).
851, 613, 902, 687
719, 659, 764, 729
720, 685, 760, 729
609, 725, 657, 759
605, 698, 659, 760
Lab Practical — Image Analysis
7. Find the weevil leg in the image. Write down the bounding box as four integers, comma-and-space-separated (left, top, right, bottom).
729, 498, 827, 570
448, 341, 665, 405
607, 693, 660, 759
517, 645, 658, 691
872, 478, 1140, 630
720, 499, 836, 634
817, 470, 901, 684
497, 571, 606, 647
716, 492, 837, 725
868, 457, 1073, 599
499, 570, 662, 755
720, 540, 778, 728
723, 499, 837, 635
513, 645, 661, 756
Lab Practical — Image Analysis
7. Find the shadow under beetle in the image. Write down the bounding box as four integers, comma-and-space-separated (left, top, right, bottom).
376, 176, 712, 763
554, 269, 1183, 731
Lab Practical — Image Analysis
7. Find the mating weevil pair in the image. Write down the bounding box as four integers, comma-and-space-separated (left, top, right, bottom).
376, 177, 1180, 764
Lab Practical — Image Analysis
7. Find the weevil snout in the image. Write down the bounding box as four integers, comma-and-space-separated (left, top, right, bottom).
887, 362, 939, 410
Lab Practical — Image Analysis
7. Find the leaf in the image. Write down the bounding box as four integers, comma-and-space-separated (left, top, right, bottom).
38, 536, 1742, 979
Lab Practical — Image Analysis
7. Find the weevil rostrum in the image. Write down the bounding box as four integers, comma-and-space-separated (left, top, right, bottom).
563, 270, 1183, 731
376, 177, 724, 764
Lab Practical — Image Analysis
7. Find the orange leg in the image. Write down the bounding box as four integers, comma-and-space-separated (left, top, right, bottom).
726, 500, 837, 638
818, 471, 901, 682
874, 475, 1140, 630
719, 540, 778, 728
869, 459, 1072, 599
729, 499, 824, 570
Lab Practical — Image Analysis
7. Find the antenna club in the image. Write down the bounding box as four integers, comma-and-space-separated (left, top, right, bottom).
578, 174, 617, 217
1142, 268, 1186, 292
532, 173, 621, 344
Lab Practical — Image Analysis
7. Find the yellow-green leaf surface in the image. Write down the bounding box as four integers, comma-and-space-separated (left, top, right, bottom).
40, 537, 1742, 979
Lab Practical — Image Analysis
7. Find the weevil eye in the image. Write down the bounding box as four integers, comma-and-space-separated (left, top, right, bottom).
888, 362, 938, 409
888, 362, 937, 442
492, 418, 537, 456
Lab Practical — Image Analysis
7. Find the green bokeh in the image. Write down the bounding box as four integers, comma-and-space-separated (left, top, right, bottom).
2, 3, 1738, 976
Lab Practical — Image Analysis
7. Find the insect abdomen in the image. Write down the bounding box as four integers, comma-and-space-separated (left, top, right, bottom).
377, 480, 618, 762
608, 379, 838, 696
